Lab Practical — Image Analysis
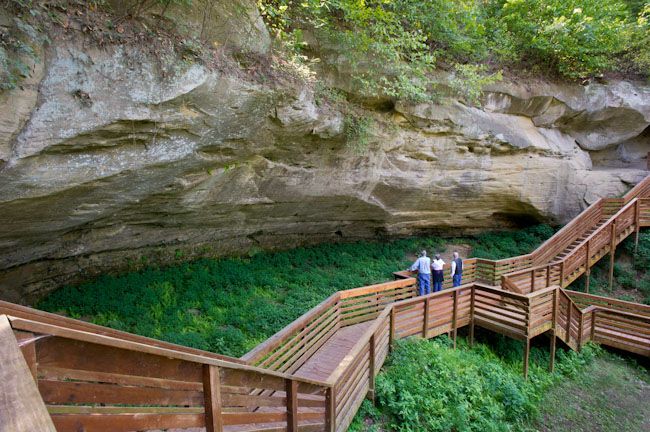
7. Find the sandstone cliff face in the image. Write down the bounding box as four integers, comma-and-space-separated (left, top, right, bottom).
0, 1, 648, 303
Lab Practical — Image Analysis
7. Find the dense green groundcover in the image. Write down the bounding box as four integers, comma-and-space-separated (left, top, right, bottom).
349, 335, 605, 432
38, 225, 553, 357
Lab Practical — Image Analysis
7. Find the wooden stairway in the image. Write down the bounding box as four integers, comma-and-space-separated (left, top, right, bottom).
553, 219, 608, 262
2, 176, 650, 432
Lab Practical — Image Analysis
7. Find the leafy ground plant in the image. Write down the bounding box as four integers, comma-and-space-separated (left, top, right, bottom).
38, 225, 553, 357
349, 335, 619, 432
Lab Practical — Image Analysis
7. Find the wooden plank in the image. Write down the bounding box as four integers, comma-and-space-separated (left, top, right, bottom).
35, 336, 203, 383
46, 405, 204, 414
287, 379, 298, 432
368, 334, 376, 400
325, 386, 335, 431
50, 413, 204, 431
38, 366, 204, 391
38, 379, 204, 406
204, 365, 223, 432
14, 330, 37, 382
0, 315, 57, 432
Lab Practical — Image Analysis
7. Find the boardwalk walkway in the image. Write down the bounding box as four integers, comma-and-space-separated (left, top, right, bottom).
293, 322, 373, 383
2, 176, 650, 432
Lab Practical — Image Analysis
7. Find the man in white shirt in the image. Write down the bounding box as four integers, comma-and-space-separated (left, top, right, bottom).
431, 254, 445, 292
451, 251, 463, 287
410, 250, 431, 296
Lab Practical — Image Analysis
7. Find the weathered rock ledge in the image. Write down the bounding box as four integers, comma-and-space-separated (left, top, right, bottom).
0, 2, 648, 303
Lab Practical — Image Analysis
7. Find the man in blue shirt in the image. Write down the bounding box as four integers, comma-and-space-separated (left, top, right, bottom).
410, 250, 431, 296
451, 251, 463, 287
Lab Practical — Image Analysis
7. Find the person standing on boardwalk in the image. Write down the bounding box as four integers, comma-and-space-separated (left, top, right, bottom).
410, 250, 431, 296
451, 251, 463, 287
432, 253, 445, 292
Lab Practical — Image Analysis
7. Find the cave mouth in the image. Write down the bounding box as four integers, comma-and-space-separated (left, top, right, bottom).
491, 211, 548, 229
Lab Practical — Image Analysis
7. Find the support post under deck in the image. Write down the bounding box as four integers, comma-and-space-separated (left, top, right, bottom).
609, 222, 617, 291
469, 286, 475, 347
523, 338, 530, 380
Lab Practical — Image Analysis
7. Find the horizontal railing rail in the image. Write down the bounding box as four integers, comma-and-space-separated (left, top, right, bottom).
4, 312, 332, 432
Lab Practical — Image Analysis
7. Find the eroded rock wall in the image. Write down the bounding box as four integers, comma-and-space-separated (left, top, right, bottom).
0, 2, 648, 303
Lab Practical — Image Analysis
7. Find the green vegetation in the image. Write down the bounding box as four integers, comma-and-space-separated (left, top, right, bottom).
0, 1, 49, 90
535, 354, 650, 432
344, 114, 375, 154
258, 0, 649, 102
471, 224, 555, 260
569, 232, 650, 304
38, 225, 553, 357
349, 335, 607, 432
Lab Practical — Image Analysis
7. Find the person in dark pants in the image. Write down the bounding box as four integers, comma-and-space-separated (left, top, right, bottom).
451, 251, 463, 287
431, 253, 445, 292
410, 250, 431, 296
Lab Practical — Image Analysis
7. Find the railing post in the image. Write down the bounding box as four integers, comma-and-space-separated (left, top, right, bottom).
203, 365, 223, 432
325, 386, 336, 432
583, 239, 591, 293
368, 334, 376, 402
546, 265, 551, 287
523, 338, 530, 380
286, 379, 298, 432
469, 286, 476, 347
559, 261, 565, 288
549, 288, 558, 372
452, 290, 458, 349
389, 307, 396, 351
577, 312, 584, 351
530, 269, 535, 292
566, 301, 572, 344
635, 199, 641, 254
590, 310, 597, 341
422, 297, 430, 338
609, 222, 617, 290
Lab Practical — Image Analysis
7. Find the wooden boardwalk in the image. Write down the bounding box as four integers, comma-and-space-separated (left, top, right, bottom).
2, 175, 650, 432
293, 322, 373, 383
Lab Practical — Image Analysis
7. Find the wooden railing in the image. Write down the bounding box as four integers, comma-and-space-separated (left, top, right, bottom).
242, 279, 418, 370
4, 283, 650, 432
503, 196, 644, 294
566, 290, 650, 317
241, 293, 341, 373
532, 199, 606, 266
393, 256, 530, 288
590, 308, 650, 356
1, 309, 332, 432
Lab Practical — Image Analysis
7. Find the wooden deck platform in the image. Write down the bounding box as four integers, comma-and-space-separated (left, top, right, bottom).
293, 322, 373, 382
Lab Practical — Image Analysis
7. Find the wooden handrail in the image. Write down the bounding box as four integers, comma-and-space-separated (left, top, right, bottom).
241, 292, 340, 364
623, 175, 650, 203
562, 198, 638, 264
7, 315, 330, 389
0, 300, 247, 365
531, 198, 604, 265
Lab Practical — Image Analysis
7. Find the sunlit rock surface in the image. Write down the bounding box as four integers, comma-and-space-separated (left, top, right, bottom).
0, 3, 648, 303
